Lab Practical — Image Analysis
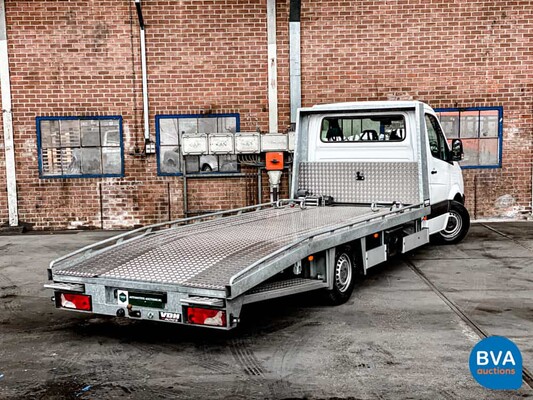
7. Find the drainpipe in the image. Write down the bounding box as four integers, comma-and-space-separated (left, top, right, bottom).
0, 0, 18, 227
267, 0, 278, 133
289, 0, 301, 129
134, 0, 150, 145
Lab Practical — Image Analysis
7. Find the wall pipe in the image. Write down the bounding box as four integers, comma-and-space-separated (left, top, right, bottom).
267, 0, 278, 133
289, 0, 301, 127
134, 0, 150, 142
0, 0, 18, 227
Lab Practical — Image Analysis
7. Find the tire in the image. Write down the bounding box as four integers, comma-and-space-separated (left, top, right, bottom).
435, 201, 470, 244
325, 247, 358, 305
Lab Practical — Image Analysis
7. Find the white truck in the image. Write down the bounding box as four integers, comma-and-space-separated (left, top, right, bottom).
45, 101, 470, 330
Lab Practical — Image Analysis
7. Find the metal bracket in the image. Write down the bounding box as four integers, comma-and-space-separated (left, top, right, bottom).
43, 282, 85, 293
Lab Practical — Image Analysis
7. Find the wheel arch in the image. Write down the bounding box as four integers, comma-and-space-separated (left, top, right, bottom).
448, 185, 465, 204
453, 193, 465, 204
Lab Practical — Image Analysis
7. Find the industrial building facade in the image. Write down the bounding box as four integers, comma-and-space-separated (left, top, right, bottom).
0, 0, 531, 230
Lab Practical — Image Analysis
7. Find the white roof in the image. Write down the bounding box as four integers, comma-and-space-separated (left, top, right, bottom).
301, 100, 433, 113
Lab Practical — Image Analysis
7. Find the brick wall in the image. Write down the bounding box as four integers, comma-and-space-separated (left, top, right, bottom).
0, 0, 531, 229
2, 0, 268, 230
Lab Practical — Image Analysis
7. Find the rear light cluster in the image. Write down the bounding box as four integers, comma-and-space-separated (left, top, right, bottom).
187, 307, 226, 327
56, 292, 92, 311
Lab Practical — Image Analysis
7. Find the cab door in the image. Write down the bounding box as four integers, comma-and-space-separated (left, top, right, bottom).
425, 114, 453, 203
425, 114, 453, 233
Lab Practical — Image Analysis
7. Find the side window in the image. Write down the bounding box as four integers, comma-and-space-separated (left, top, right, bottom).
425, 114, 449, 161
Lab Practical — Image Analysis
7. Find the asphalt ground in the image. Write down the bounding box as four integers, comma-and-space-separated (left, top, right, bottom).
0, 222, 531, 399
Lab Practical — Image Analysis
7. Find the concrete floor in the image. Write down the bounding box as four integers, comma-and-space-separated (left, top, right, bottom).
0, 223, 531, 399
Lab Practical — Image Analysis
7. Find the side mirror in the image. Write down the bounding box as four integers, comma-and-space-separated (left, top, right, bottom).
450, 139, 464, 162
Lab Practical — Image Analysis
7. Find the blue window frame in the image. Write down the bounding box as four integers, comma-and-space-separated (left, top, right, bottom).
435, 107, 503, 169
36, 116, 124, 178
156, 113, 240, 176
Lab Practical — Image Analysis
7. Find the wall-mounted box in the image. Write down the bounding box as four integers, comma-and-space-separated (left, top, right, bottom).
235, 133, 261, 154
209, 133, 234, 154
182, 134, 208, 155
261, 133, 288, 152
265, 152, 284, 170
288, 131, 295, 152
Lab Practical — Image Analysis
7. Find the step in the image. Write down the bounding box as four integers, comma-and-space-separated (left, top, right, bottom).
243, 277, 328, 305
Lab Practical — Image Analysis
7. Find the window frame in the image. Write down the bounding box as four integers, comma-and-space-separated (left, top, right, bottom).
425, 113, 450, 163
434, 106, 503, 169
36, 115, 125, 179
319, 114, 407, 143
155, 113, 240, 177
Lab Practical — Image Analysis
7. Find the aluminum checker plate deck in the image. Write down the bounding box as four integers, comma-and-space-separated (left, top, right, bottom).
52, 206, 384, 291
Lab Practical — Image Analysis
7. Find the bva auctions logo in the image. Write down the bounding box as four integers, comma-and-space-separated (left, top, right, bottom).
469, 336, 522, 390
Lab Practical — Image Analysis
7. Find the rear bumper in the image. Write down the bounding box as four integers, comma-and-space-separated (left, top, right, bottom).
48, 281, 240, 330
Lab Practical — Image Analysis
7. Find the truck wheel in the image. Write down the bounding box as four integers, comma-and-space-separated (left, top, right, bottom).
325, 247, 357, 305
436, 201, 470, 244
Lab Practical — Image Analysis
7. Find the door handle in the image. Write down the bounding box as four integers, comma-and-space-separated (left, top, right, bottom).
431, 170, 438, 174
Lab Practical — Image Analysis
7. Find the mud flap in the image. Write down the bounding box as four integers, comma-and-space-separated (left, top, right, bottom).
425, 213, 450, 235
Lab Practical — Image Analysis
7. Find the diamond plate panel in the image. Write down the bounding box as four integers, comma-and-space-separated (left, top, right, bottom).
247, 278, 314, 294
53, 206, 377, 290
298, 162, 419, 204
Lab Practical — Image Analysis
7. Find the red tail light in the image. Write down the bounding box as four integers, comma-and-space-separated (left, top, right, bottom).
57, 292, 92, 311
187, 307, 226, 327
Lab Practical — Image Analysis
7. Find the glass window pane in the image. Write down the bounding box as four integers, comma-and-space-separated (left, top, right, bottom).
60, 120, 81, 147
160, 145, 181, 173
352, 119, 363, 139
479, 138, 499, 165
81, 120, 101, 147
321, 119, 330, 140
40, 120, 60, 148
218, 117, 237, 133
439, 112, 460, 138
199, 155, 218, 172
41, 147, 63, 175
179, 118, 198, 134
460, 111, 479, 138
81, 148, 102, 175
460, 138, 480, 166
425, 114, 450, 161
479, 110, 499, 138
185, 156, 200, 173
219, 154, 238, 172
385, 118, 405, 141
361, 118, 380, 135
62, 148, 82, 175
102, 147, 122, 174
100, 119, 120, 147
340, 119, 353, 138
159, 119, 180, 145
198, 118, 217, 134
425, 115, 439, 158
324, 118, 345, 141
